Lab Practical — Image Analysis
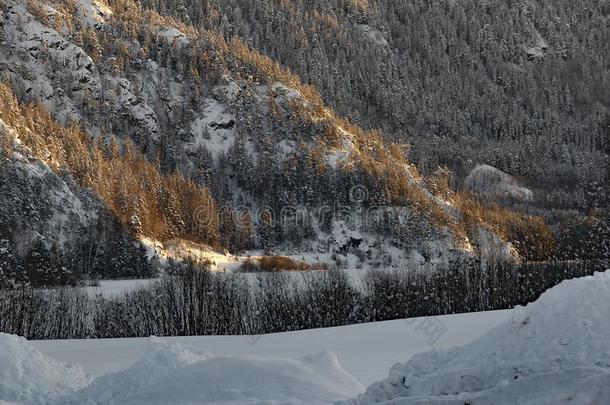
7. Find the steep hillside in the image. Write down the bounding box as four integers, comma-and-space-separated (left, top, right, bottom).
0, 0, 556, 283
0, 96, 154, 286
138, 0, 609, 207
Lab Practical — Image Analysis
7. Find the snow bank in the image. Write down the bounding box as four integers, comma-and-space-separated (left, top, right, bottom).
64, 338, 363, 405
77, 0, 113, 28
62, 337, 209, 405
465, 164, 533, 201
345, 270, 610, 404
0, 334, 90, 405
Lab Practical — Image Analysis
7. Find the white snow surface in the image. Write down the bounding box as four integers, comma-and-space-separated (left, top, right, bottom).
0, 335, 369, 405
84, 279, 157, 297
2, 272, 608, 404
30, 311, 509, 395
63, 339, 362, 405
188, 98, 236, 159
344, 270, 610, 404
0, 334, 91, 405
465, 164, 533, 201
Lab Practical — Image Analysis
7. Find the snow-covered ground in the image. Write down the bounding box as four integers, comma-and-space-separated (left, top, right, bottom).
84, 279, 157, 297
345, 270, 610, 404
61, 343, 363, 405
31, 310, 509, 386
0, 334, 90, 405
465, 164, 533, 201
1, 271, 608, 404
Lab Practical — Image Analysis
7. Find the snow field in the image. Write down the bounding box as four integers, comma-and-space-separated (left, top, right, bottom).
1, 271, 608, 404
345, 270, 610, 404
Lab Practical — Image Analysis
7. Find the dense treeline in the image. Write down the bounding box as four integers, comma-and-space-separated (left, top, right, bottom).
139, 0, 609, 206
0, 259, 603, 339
0, 207, 154, 288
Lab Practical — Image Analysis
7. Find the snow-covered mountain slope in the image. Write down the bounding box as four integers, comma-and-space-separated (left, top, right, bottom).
344, 270, 610, 404
140, 0, 609, 205
0, 0, 555, 277
0, 108, 155, 283
0, 118, 96, 253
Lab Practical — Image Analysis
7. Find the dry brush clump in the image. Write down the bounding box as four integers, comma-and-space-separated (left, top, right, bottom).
454, 190, 556, 261
238, 256, 328, 273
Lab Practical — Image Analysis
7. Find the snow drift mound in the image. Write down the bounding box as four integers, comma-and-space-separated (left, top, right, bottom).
64, 338, 363, 405
61, 337, 209, 405
466, 164, 533, 201
0, 334, 90, 405
345, 270, 610, 405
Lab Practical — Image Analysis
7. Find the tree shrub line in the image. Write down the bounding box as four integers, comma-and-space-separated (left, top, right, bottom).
0, 258, 604, 340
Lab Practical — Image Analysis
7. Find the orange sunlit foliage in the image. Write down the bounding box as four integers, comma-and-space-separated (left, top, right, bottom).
0, 82, 220, 247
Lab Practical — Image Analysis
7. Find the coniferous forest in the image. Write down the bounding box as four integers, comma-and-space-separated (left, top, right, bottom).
0, 0, 608, 336
0, 2, 609, 404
